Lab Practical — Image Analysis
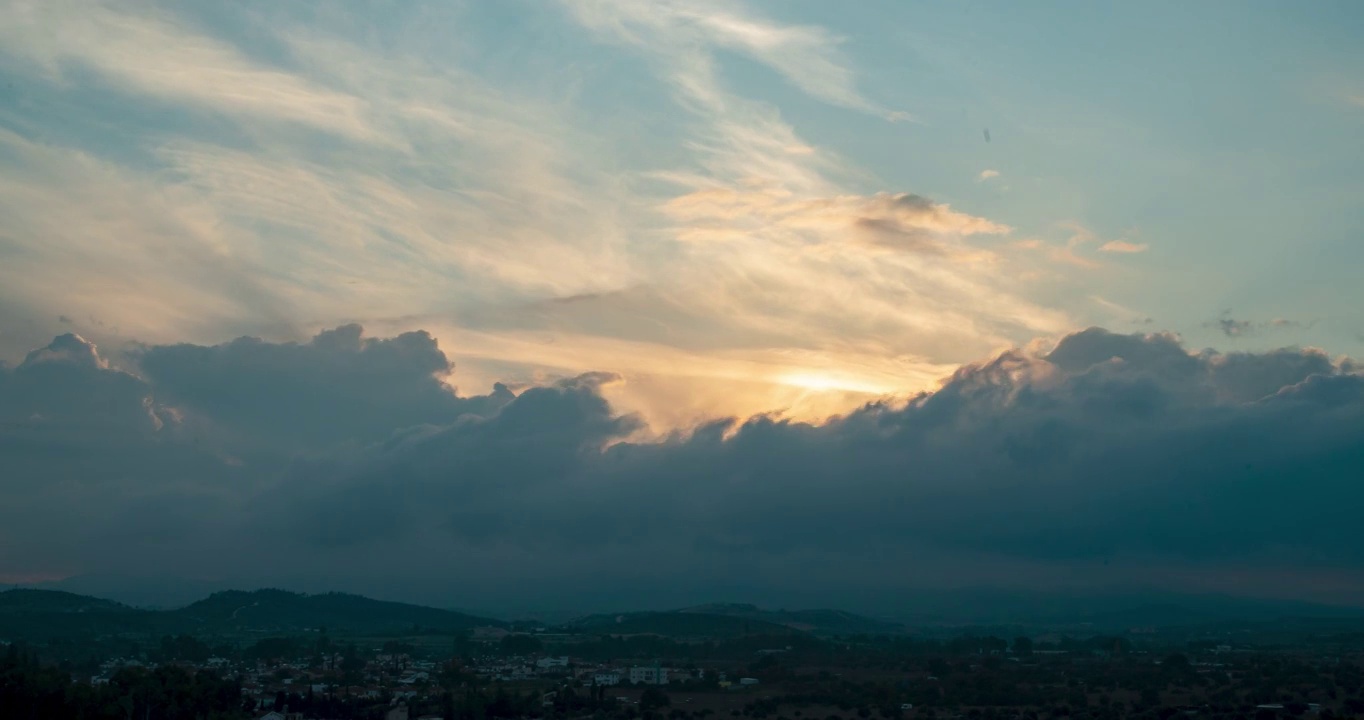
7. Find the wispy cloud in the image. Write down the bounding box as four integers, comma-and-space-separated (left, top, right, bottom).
663, 186, 1010, 255
1089, 295, 1149, 326
0, 3, 636, 348
1098, 240, 1149, 253
563, 0, 905, 122
557, 0, 1068, 377
1206, 311, 1309, 338
1015, 223, 1149, 268
0, 3, 384, 144
978, 169, 1000, 181
0, 0, 1075, 427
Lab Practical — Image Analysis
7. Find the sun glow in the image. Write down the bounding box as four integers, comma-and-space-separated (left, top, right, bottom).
777, 371, 890, 394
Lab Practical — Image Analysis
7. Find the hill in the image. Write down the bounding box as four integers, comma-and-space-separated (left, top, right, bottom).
172, 589, 500, 634
679, 603, 906, 636
0, 588, 501, 641
0, 589, 153, 639
0, 588, 132, 614
567, 610, 802, 639
887, 588, 1364, 629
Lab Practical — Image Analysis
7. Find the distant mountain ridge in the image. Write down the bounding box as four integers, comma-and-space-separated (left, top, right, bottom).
177, 589, 499, 633
0, 588, 501, 640
886, 588, 1364, 628
678, 603, 906, 636
0, 588, 132, 614
6, 585, 1362, 643
565, 610, 804, 638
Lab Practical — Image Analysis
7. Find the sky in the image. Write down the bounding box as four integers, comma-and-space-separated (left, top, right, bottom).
1, 0, 1363, 612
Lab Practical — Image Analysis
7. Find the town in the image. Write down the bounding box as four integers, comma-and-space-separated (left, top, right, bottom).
5, 589, 1364, 720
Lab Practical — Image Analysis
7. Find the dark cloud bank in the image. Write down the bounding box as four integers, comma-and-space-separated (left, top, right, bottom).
3, 325, 1363, 614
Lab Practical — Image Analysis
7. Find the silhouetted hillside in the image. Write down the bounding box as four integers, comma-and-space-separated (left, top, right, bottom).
173, 589, 500, 633
680, 602, 906, 636
0, 589, 152, 639
0, 588, 500, 640
888, 588, 1364, 628
568, 610, 802, 638
0, 589, 131, 614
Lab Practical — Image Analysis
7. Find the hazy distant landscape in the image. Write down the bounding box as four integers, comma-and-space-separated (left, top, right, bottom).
8, 586, 1364, 719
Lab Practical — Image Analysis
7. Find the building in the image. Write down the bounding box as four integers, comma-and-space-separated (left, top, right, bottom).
738, 678, 759, 686
537, 656, 570, 669
629, 665, 670, 685
593, 671, 622, 686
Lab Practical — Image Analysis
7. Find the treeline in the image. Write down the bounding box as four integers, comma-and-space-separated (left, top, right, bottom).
523, 632, 1132, 669
0, 644, 246, 720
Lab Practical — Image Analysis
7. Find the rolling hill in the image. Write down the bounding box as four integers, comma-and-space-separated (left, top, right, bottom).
679, 603, 906, 636
173, 589, 500, 634
0, 589, 153, 639
566, 610, 804, 638
0, 588, 132, 614
0, 588, 502, 640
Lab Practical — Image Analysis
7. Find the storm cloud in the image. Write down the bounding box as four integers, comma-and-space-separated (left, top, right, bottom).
2, 326, 1362, 609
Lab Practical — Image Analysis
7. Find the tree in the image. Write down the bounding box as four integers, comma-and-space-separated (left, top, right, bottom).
1162, 654, 1191, 673
499, 634, 543, 655
642, 687, 672, 713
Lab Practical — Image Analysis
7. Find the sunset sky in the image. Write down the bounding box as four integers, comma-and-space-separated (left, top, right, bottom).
2, 1, 1363, 610
3, 0, 1362, 426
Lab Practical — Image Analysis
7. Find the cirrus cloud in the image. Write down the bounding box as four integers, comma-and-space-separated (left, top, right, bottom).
1098, 240, 1150, 253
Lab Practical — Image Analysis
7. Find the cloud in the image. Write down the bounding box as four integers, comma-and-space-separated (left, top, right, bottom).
978, 169, 1000, 181
663, 186, 1011, 254
1207, 311, 1308, 338
1213, 315, 1254, 338
562, 0, 903, 121
1098, 240, 1149, 253
0, 3, 384, 144
136, 324, 513, 451
3, 326, 1363, 607
1015, 223, 1150, 268
0, 333, 155, 435
0, 0, 1069, 431
0, 1, 683, 431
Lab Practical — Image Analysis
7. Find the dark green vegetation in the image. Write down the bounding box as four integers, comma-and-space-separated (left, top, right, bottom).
1, 645, 244, 720
567, 611, 804, 639
565, 603, 902, 639
9, 588, 1364, 720
176, 589, 498, 634
678, 604, 905, 637
0, 588, 500, 641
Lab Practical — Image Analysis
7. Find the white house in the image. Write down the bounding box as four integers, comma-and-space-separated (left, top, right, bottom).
537, 656, 570, 669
